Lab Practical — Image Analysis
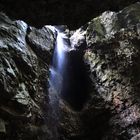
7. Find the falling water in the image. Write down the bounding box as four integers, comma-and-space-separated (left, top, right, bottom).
46, 26, 72, 140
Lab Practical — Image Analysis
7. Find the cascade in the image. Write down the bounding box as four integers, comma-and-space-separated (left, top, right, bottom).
46, 26, 71, 139
47, 26, 72, 104
45, 25, 89, 139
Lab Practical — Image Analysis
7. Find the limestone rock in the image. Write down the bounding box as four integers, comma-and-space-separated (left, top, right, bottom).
0, 13, 55, 140
63, 2, 140, 140
131, 134, 140, 140
27, 26, 56, 63
83, 2, 140, 140
0, 2, 140, 140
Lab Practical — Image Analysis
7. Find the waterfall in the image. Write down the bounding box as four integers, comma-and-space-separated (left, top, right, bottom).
47, 26, 71, 103
45, 26, 72, 140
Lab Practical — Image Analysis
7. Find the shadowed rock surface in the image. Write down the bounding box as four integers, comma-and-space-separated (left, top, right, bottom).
0, 2, 140, 140
0, 0, 139, 29
60, 2, 140, 140
0, 13, 56, 139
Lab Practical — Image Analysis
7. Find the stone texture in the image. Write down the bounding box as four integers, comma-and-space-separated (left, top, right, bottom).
0, 2, 140, 140
0, 13, 56, 140
62, 2, 140, 140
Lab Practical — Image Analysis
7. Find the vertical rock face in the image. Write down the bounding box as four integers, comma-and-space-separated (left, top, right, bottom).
0, 2, 140, 140
59, 2, 140, 140
0, 13, 56, 140
63, 2, 140, 140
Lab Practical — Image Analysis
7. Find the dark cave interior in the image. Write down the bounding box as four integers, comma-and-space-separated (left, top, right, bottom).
0, 0, 139, 29
61, 50, 91, 111
0, 1, 139, 140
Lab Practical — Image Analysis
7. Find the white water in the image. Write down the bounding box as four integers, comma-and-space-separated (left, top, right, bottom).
47, 26, 70, 94
46, 26, 72, 140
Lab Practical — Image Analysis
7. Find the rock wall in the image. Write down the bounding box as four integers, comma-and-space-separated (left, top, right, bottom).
0, 13, 56, 140
60, 2, 140, 140
0, 2, 140, 140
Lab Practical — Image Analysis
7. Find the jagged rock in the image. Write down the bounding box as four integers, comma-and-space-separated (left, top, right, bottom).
82, 2, 140, 140
0, 13, 56, 140
27, 26, 56, 63
131, 134, 140, 140
0, 2, 140, 140
59, 2, 140, 140
86, 2, 140, 45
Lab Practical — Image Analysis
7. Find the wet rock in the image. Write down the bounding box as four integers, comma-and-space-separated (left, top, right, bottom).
82, 2, 140, 140
0, 13, 55, 140
0, 118, 6, 133
0, 2, 140, 140
131, 134, 140, 140
27, 26, 56, 63
13, 83, 30, 106
61, 2, 140, 140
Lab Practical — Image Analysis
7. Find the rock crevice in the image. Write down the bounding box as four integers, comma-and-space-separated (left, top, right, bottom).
0, 2, 140, 140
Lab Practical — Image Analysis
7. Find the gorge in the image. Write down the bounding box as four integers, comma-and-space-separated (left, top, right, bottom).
0, 1, 140, 140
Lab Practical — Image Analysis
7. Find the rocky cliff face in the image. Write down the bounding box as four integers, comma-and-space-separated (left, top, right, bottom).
60, 2, 140, 140
0, 14, 56, 140
0, 2, 140, 140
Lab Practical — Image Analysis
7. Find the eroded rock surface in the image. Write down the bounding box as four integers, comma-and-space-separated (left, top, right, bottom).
0, 13, 56, 140
61, 2, 140, 140
0, 2, 140, 140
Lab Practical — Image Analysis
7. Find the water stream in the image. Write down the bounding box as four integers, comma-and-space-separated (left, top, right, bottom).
46, 26, 72, 140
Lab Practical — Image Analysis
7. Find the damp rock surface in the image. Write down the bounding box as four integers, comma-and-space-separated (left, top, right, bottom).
80, 2, 140, 140
0, 2, 140, 140
60, 2, 140, 140
0, 13, 56, 140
